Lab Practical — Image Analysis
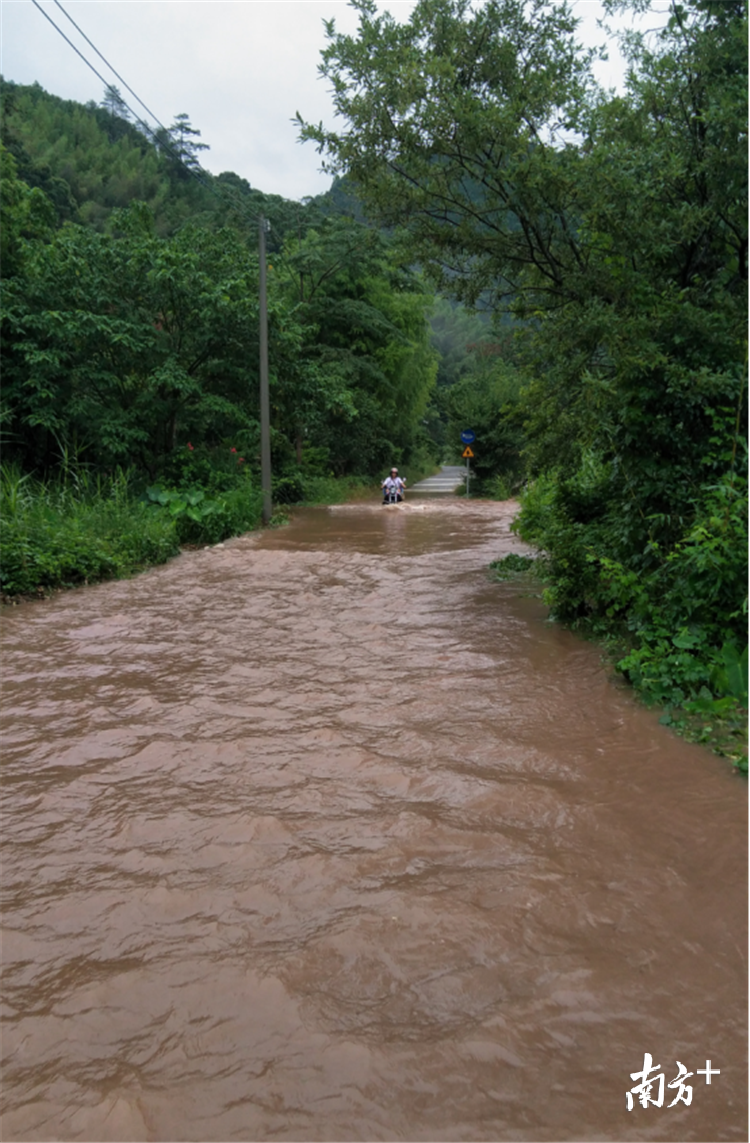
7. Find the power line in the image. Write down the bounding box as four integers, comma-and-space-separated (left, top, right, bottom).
52, 0, 168, 136
29, 0, 112, 103
30, 0, 292, 236
27, 0, 324, 269
28, 0, 220, 203
28, 0, 319, 247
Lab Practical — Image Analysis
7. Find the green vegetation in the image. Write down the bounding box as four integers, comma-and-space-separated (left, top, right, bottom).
2, 141, 437, 481
489, 553, 538, 580
1, 4, 746, 767
0, 464, 180, 597
0, 452, 378, 598
444, 342, 526, 494
0, 78, 321, 243
425, 299, 526, 482
300, 0, 748, 759
1, 80, 441, 596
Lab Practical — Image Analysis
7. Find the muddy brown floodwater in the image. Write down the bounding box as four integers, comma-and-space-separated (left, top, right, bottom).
0, 499, 746, 1143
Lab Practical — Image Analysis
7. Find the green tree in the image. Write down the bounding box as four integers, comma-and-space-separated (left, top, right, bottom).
0, 144, 55, 277
160, 112, 210, 173
1, 79, 170, 228
300, 0, 746, 513
2, 202, 275, 474
0, 79, 345, 247
299, 0, 600, 311
299, 0, 748, 712
101, 84, 130, 121
445, 342, 526, 489
276, 217, 438, 473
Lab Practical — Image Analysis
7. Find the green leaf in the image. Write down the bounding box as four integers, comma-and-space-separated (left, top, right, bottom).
722, 643, 749, 706
146, 485, 169, 505
672, 630, 699, 650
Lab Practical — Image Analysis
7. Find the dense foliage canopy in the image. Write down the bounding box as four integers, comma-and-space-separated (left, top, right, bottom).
301, 0, 747, 721
0, 85, 438, 483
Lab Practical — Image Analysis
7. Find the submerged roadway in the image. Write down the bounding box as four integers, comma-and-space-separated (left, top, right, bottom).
1, 494, 746, 1141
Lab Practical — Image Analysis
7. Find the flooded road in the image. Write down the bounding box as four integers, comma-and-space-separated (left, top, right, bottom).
1, 499, 746, 1142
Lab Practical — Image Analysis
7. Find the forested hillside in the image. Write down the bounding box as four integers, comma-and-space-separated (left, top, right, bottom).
301, 0, 748, 747
1, 78, 321, 243
0, 77, 440, 596
1, 78, 440, 478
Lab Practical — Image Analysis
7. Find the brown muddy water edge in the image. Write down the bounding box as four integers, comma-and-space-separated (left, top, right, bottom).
0, 498, 746, 1142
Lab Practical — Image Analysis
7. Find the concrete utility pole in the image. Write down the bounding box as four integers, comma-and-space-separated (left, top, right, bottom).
258, 215, 272, 524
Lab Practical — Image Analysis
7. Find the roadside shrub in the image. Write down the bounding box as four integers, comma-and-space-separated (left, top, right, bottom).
512, 458, 748, 761
300, 447, 332, 477
0, 468, 180, 595
273, 473, 306, 505
301, 474, 373, 504
159, 442, 256, 496
478, 474, 513, 500
512, 472, 556, 543
490, 553, 538, 579
144, 483, 263, 544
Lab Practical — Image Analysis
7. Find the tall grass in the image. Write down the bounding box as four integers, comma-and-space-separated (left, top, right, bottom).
0, 460, 274, 597
0, 464, 181, 596
0, 458, 425, 598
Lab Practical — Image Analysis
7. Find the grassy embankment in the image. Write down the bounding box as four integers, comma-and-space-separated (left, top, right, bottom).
0, 465, 183, 601
0, 460, 438, 602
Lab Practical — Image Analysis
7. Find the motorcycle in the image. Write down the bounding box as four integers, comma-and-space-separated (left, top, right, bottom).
382, 486, 404, 505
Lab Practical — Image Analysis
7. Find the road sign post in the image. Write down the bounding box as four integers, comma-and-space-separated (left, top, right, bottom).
461, 445, 474, 497
460, 434, 475, 497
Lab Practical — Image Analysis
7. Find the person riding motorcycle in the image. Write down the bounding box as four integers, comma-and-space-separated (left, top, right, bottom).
382, 467, 406, 504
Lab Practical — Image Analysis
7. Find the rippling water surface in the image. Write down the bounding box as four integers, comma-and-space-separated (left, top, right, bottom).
1, 499, 746, 1141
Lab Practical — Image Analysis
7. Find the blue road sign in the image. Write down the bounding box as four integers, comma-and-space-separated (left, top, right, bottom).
460, 430, 476, 444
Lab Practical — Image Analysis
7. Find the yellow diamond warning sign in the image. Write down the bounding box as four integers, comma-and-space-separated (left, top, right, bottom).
461, 446, 474, 458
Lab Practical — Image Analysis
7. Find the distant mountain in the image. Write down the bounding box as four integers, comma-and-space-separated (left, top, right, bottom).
0, 77, 363, 248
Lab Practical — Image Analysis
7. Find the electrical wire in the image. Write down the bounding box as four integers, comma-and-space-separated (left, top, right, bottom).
52, 0, 168, 136
28, 0, 231, 206
30, 0, 113, 103
27, 0, 323, 256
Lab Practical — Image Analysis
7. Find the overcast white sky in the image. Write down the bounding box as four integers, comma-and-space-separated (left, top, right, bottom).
0, 1, 665, 201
